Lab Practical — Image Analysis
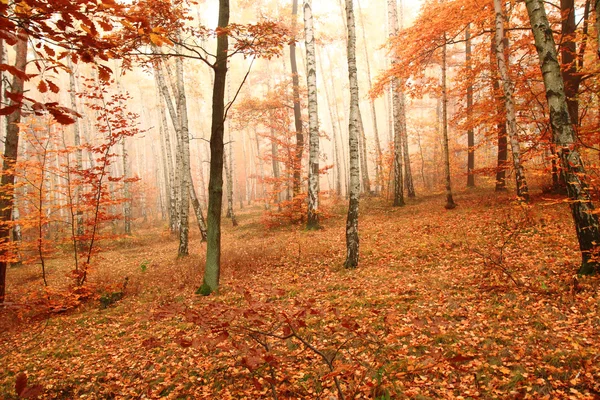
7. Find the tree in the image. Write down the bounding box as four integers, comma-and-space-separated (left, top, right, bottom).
344, 0, 361, 269
493, 0, 529, 202
290, 0, 304, 196
201, 0, 230, 294
441, 37, 457, 210
304, 0, 320, 230
466, 24, 475, 188
525, 0, 600, 275
0, 31, 27, 303
388, 0, 405, 207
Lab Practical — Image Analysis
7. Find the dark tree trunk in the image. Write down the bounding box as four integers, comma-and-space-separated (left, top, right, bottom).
290, 0, 304, 196
201, 0, 229, 294
526, 0, 600, 275
466, 24, 475, 188
0, 32, 27, 303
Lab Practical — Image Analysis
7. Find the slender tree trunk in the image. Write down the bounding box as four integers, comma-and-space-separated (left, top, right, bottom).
304, 0, 320, 229
0, 32, 27, 303
326, 50, 348, 197
202, 0, 229, 294
494, 0, 530, 201
526, 0, 600, 275
357, 110, 371, 194
318, 46, 342, 196
291, 0, 304, 196
155, 63, 181, 233
122, 138, 132, 235
175, 52, 191, 255
156, 87, 176, 230
68, 57, 85, 236
223, 151, 237, 226
357, 0, 383, 195
344, 0, 361, 269
466, 24, 475, 188
441, 40, 457, 209
189, 172, 208, 241
388, 0, 405, 207
490, 39, 508, 191
398, 0, 415, 198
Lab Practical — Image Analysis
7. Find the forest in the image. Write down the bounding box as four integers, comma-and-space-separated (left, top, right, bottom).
1, 0, 600, 398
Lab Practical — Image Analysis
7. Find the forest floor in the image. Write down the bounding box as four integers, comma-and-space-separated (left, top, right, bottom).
1, 188, 600, 399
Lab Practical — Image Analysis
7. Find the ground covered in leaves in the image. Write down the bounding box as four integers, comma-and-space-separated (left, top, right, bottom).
1, 188, 599, 399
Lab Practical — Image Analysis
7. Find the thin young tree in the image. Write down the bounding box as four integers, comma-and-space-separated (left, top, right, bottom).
466, 24, 475, 188
526, 0, 600, 275
441, 38, 456, 209
201, 0, 229, 294
388, 0, 405, 207
304, 0, 320, 230
344, 0, 361, 269
290, 0, 304, 196
0, 32, 27, 303
493, 0, 529, 202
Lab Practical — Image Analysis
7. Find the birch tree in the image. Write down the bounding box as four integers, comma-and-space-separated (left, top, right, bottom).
344, 0, 361, 269
290, 0, 304, 196
388, 0, 405, 207
304, 0, 320, 230
493, 0, 529, 202
526, 0, 600, 275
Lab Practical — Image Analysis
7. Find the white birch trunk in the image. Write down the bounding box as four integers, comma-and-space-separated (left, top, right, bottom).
494, 0, 529, 201
304, 0, 320, 229
344, 0, 361, 270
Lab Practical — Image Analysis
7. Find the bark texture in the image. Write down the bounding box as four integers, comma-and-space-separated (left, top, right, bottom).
494, 0, 530, 202
441, 40, 457, 210
344, 0, 361, 269
0, 32, 27, 303
526, 0, 600, 274
304, 0, 320, 230
202, 0, 229, 293
388, 0, 405, 207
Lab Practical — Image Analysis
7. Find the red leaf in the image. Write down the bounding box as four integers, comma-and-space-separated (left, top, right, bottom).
15, 372, 27, 396
0, 104, 20, 116
47, 81, 60, 94
38, 80, 48, 93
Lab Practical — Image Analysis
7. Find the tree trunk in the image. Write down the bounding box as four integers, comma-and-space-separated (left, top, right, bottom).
357, 0, 383, 195
526, 0, 600, 275
68, 57, 85, 237
441, 40, 457, 210
466, 24, 475, 188
388, 0, 405, 207
175, 52, 191, 256
490, 38, 508, 192
122, 138, 132, 235
494, 0, 530, 201
0, 32, 27, 303
304, 0, 320, 230
344, 0, 361, 269
291, 0, 304, 196
357, 110, 371, 194
201, 0, 229, 294
223, 151, 237, 226
189, 172, 208, 241
318, 47, 343, 196
155, 63, 180, 233
560, 0, 580, 128
156, 82, 176, 231
398, 0, 415, 198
